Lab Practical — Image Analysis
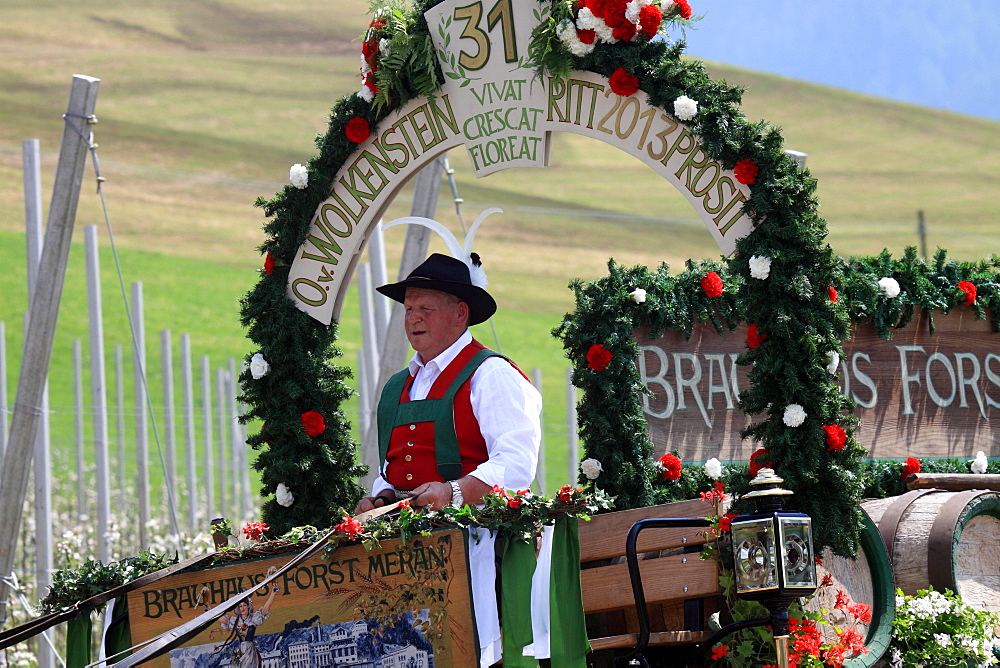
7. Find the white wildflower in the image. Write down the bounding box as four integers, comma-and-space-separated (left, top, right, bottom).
704, 457, 723, 480
630, 287, 647, 303
748, 255, 772, 280
250, 352, 271, 379
878, 276, 900, 298
971, 450, 988, 474
673, 95, 699, 121
934, 633, 952, 648
782, 403, 806, 427
580, 458, 603, 480
276, 483, 295, 507
289, 163, 308, 190
825, 350, 840, 376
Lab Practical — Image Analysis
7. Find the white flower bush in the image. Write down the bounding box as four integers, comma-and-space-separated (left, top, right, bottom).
782, 403, 807, 427
580, 458, 603, 480
890, 588, 1000, 667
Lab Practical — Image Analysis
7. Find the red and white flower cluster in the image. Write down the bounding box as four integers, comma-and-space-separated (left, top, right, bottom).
558, 0, 690, 56
358, 10, 390, 103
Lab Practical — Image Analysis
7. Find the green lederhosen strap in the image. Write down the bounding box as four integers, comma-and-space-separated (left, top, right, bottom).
377, 348, 500, 482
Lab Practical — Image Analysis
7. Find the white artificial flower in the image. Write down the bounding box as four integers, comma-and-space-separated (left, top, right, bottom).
576, 7, 615, 43
625, 0, 652, 24
630, 287, 647, 303
749, 255, 772, 280
556, 19, 595, 57
360, 53, 371, 76
275, 483, 295, 507
580, 458, 603, 480
971, 450, 988, 474
825, 350, 840, 376
250, 352, 270, 379
704, 457, 723, 480
783, 403, 806, 427
673, 95, 698, 121
289, 163, 309, 190
878, 276, 900, 298
378, 37, 390, 57
359, 83, 376, 103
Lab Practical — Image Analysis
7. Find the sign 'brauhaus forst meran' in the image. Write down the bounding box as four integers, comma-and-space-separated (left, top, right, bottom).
287, 0, 753, 325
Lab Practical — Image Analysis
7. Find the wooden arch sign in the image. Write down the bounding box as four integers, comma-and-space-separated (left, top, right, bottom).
286, 0, 753, 325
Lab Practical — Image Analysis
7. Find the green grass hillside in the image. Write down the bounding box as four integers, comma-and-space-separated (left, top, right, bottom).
2, 0, 998, 508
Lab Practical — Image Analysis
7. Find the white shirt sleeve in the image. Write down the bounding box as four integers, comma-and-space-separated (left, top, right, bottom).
466, 356, 542, 491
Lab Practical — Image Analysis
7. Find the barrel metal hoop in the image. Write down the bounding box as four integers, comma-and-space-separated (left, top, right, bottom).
878, 488, 943, 566
927, 489, 993, 594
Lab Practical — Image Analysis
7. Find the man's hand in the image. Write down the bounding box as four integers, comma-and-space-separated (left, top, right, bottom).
409, 481, 454, 510
353, 490, 395, 515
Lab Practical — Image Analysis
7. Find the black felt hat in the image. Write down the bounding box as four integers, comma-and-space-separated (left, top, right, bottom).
376, 253, 497, 326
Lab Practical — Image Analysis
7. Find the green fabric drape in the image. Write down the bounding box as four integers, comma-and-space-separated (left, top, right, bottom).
104, 597, 132, 662
65, 612, 92, 668
501, 534, 539, 668
548, 515, 590, 667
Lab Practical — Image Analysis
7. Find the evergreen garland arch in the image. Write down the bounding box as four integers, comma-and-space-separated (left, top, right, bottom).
237, 0, 994, 554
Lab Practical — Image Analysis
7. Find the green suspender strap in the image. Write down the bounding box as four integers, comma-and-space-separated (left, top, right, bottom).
377, 349, 500, 482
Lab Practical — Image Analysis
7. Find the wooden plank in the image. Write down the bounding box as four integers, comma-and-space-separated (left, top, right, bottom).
588, 630, 711, 651
581, 556, 720, 614
578, 499, 720, 562
907, 473, 1000, 492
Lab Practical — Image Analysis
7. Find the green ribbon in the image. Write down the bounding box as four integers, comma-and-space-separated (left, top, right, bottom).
104, 597, 133, 662
66, 612, 92, 668
500, 533, 539, 668
548, 515, 590, 667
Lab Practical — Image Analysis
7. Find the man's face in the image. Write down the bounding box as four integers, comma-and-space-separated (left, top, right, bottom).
403, 288, 469, 361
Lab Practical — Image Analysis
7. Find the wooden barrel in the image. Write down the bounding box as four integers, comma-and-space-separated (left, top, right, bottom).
862, 489, 1000, 612
804, 509, 895, 666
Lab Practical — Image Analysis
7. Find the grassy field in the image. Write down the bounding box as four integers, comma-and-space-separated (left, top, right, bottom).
2, 0, 999, 515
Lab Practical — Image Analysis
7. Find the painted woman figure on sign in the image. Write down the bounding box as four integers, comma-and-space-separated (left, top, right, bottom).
209, 567, 279, 668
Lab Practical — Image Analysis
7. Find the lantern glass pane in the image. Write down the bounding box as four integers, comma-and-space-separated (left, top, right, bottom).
731, 518, 778, 593
779, 517, 817, 588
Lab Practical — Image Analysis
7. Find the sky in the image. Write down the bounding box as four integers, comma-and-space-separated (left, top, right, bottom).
682, 0, 1000, 122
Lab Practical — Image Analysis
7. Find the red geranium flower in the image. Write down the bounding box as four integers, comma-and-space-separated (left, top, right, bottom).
608, 67, 639, 96
716, 513, 737, 532
301, 410, 326, 437
638, 5, 662, 39
902, 456, 921, 480
242, 521, 269, 542
701, 271, 724, 297
557, 485, 575, 503
334, 515, 363, 539
828, 285, 839, 302
849, 601, 873, 624
674, 0, 693, 20
749, 448, 772, 477
821, 573, 834, 587
823, 424, 847, 451
397, 499, 411, 509
710, 644, 727, 660
507, 497, 523, 509
699, 480, 727, 503
345, 116, 371, 143
658, 453, 683, 481
958, 280, 977, 305
733, 158, 758, 185
263, 252, 275, 275
586, 343, 613, 371
746, 323, 767, 350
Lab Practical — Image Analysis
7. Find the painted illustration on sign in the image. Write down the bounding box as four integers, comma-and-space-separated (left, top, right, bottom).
128, 529, 476, 668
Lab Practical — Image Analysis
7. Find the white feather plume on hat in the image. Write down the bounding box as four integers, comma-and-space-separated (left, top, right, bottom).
381, 207, 501, 288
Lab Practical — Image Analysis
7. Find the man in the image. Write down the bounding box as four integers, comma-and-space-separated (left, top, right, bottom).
354, 252, 541, 667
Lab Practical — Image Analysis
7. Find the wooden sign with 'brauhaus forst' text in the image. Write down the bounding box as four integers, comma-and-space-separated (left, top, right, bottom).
287, 0, 753, 325
636, 310, 999, 462
127, 529, 476, 668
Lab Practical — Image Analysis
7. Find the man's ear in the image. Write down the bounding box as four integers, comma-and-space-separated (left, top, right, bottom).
455, 300, 471, 326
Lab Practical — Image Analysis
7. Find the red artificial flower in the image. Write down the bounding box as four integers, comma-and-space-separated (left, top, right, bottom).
638, 4, 662, 39
242, 521, 269, 542
557, 485, 575, 503
576, 28, 596, 44
263, 252, 275, 275
507, 497, 523, 509
608, 67, 640, 96
701, 271, 724, 298
301, 410, 326, 437
586, 343, 613, 371
491, 484, 507, 498
674, 0, 693, 20
612, 21, 637, 41
746, 323, 767, 350
958, 280, 977, 305
749, 448, 772, 477
821, 573, 834, 587
901, 456, 921, 480
823, 424, 847, 451
345, 116, 371, 143
334, 515, 363, 539
658, 453, 683, 481
710, 644, 728, 660
828, 285, 839, 302
733, 158, 758, 185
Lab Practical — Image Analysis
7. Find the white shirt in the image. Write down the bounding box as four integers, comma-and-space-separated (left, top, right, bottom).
372, 330, 542, 495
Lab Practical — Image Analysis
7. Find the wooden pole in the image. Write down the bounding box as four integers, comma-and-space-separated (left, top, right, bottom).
161, 329, 176, 499
201, 355, 214, 518
906, 473, 1000, 492
0, 74, 100, 624
132, 281, 149, 547
216, 368, 228, 517
85, 225, 111, 561
115, 344, 126, 491
180, 334, 197, 531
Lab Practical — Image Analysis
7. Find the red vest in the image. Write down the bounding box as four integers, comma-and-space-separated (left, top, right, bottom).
383, 341, 492, 488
